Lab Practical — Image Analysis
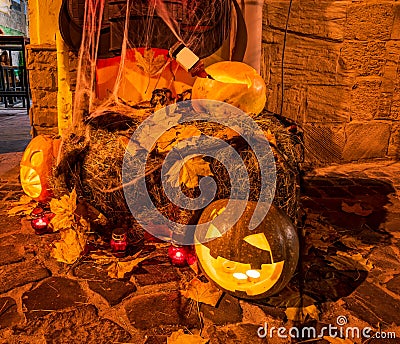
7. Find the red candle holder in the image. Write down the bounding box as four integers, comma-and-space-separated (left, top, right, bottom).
30, 205, 54, 235
168, 244, 188, 266
185, 247, 197, 266
111, 228, 128, 258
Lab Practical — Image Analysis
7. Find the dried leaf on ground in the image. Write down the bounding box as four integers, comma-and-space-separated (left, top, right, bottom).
51, 228, 86, 264
303, 218, 340, 253
50, 189, 77, 232
326, 252, 374, 271
268, 293, 319, 322
107, 256, 147, 279
323, 337, 355, 344
167, 329, 208, 344
341, 201, 373, 217
167, 155, 213, 189
181, 277, 222, 306
157, 125, 201, 153
285, 304, 320, 322
340, 236, 374, 253
7, 195, 36, 216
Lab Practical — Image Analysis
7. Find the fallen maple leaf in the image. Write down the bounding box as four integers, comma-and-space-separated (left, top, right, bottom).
326, 252, 373, 272
135, 48, 167, 75
50, 189, 77, 232
341, 201, 373, 217
285, 304, 320, 322
215, 127, 240, 140
7, 195, 36, 216
167, 329, 208, 344
107, 256, 147, 279
181, 277, 222, 306
136, 112, 182, 151
167, 155, 213, 189
51, 228, 86, 264
271, 293, 320, 322
156, 125, 201, 154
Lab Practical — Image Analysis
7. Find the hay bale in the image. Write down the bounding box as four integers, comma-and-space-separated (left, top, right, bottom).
53, 110, 303, 227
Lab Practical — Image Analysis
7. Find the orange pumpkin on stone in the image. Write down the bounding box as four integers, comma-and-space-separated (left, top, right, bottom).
20, 135, 61, 202
192, 61, 267, 114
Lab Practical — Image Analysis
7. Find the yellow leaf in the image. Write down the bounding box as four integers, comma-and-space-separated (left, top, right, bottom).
337, 252, 374, 271
285, 304, 320, 322
107, 256, 147, 279
7, 195, 36, 216
156, 125, 201, 154
323, 337, 355, 344
181, 278, 222, 306
49, 189, 77, 232
167, 330, 208, 344
167, 155, 213, 189
51, 228, 86, 264
265, 129, 277, 146
18, 195, 33, 205
215, 127, 240, 140
134, 48, 167, 76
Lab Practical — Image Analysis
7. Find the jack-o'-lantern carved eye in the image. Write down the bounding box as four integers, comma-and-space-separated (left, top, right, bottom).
205, 223, 223, 240
30, 151, 44, 167
243, 233, 272, 253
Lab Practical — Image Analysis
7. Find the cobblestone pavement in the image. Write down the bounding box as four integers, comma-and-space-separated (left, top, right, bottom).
0, 109, 31, 154
0, 156, 399, 343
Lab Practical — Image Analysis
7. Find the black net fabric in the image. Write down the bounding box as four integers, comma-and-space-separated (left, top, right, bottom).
61, 0, 231, 58
59, 0, 232, 119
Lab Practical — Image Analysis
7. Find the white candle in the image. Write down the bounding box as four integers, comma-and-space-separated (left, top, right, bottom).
246, 270, 261, 282
233, 272, 248, 284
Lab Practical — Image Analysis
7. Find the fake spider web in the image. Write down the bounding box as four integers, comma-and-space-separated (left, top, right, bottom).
70, 0, 233, 126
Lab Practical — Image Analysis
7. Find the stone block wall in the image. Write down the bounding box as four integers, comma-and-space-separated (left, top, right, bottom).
262, 0, 400, 166
27, 45, 77, 136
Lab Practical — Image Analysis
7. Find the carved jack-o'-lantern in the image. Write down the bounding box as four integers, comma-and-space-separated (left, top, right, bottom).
20, 135, 61, 202
191, 61, 267, 114
194, 200, 299, 299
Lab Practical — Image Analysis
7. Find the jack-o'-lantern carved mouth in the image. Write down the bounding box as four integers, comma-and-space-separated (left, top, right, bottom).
20, 148, 44, 199
196, 245, 284, 296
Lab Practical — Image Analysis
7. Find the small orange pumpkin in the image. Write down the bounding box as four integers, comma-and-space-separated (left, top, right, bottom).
192, 61, 267, 114
20, 135, 61, 202
195, 199, 299, 300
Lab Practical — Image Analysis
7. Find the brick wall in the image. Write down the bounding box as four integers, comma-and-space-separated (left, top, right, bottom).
262, 0, 400, 166
27, 45, 77, 136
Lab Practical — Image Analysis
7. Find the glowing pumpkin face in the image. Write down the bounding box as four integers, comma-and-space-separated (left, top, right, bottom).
20, 135, 60, 202
195, 200, 299, 299
191, 61, 267, 114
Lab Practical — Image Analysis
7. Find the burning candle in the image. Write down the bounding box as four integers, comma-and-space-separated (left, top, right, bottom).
30, 206, 52, 235
233, 272, 248, 284
246, 269, 261, 282
110, 228, 128, 258
168, 244, 187, 266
